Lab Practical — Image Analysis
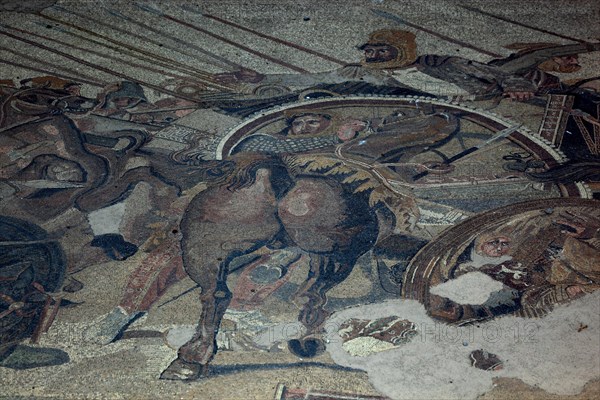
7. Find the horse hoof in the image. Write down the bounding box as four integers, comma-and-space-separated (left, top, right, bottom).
159, 358, 205, 381
288, 338, 326, 358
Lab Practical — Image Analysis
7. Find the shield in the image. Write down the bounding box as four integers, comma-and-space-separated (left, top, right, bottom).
0, 216, 66, 360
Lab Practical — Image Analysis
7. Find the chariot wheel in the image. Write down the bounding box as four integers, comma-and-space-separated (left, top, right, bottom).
0, 216, 66, 361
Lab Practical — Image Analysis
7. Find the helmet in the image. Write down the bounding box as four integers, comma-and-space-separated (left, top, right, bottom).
102, 81, 147, 109
359, 29, 417, 69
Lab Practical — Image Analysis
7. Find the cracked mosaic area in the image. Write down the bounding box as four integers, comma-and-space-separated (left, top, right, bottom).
1, 1, 599, 399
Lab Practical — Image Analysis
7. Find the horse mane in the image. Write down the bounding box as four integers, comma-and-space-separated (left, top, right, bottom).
0, 86, 21, 128
0, 86, 71, 129
225, 155, 287, 191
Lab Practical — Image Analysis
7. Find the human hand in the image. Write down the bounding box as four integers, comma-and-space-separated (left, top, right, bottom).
566, 285, 586, 299
337, 119, 367, 141
503, 91, 535, 101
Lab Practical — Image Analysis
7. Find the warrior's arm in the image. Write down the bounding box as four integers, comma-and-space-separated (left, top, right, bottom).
216, 65, 404, 90
493, 43, 600, 75
450, 57, 537, 93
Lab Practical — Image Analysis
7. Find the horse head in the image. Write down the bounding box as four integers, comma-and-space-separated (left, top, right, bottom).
1, 87, 97, 129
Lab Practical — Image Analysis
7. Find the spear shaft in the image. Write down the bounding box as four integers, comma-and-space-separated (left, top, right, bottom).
194, 9, 346, 66
460, 5, 588, 44
162, 14, 309, 74
134, 3, 309, 73
0, 29, 203, 103
38, 10, 233, 91
106, 8, 241, 71
49, 6, 225, 80
0, 47, 106, 87
5, 25, 213, 89
34, 21, 229, 91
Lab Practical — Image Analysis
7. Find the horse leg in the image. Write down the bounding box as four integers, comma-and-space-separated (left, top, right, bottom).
161, 168, 281, 380
288, 253, 358, 358
277, 177, 379, 358
160, 263, 230, 380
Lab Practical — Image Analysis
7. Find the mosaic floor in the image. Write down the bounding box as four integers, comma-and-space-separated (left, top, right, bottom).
1, 1, 599, 399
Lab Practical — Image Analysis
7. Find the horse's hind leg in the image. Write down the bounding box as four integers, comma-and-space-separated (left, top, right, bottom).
277, 177, 379, 358
160, 168, 281, 380
289, 254, 357, 358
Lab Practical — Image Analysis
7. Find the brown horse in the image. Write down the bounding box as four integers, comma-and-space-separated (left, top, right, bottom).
161, 155, 380, 380
160, 106, 460, 380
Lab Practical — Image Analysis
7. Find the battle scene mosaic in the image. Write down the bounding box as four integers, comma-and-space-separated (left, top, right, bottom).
0, 1, 599, 399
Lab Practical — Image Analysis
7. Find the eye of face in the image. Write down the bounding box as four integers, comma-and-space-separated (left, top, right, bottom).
486, 238, 510, 247
364, 45, 399, 62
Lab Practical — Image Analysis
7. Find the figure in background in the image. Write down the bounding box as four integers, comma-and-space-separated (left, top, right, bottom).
428, 212, 600, 323
215, 29, 539, 101
232, 110, 368, 155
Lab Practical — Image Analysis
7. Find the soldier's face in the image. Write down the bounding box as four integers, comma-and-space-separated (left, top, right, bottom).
363, 45, 399, 63
290, 114, 331, 135
479, 236, 511, 257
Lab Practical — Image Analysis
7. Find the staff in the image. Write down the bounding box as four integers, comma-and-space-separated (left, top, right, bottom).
412, 124, 522, 180
135, 3, 310, 74
371, 8, 503, 58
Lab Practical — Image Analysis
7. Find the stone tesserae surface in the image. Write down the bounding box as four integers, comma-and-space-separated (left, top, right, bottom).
0, 1, 599, 399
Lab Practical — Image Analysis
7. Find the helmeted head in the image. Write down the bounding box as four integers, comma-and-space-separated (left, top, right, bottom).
359, 29, 417, 69
101, 81, 147, 109
20, 76, 82, 96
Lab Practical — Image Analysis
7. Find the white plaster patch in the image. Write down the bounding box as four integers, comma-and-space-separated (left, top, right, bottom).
253, 322, 305, 347
165, 325, 195, 349
176, 108, 241, 134
325, 292, 600, 400
342, 336, 396, 357
430, 272, 505, 305
87, 202, 126, 235
164, 310, 304, 350
391, 67, 472, 97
